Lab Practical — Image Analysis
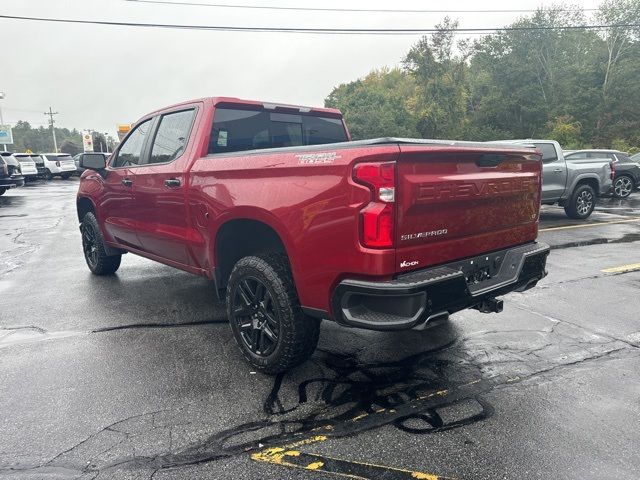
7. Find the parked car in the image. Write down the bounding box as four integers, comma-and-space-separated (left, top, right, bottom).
73, 152, 110, 176
496, 140, 613, 219
30, 154, 46, 178
77, 97, 550, 373
565, 149, 640, 198
41, 153, 77, 179
0, 153, 24, 195
12, 153, 39, 181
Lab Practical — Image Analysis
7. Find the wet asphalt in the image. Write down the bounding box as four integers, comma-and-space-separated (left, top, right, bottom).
0, 179, 639, 480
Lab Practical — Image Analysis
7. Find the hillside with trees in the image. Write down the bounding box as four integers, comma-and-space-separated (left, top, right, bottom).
8, 121, 113, 155
326, 0, 640, 152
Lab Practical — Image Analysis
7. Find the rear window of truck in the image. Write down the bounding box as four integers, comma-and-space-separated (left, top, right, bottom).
533, 143, 558, 162
208, 108, 348, 154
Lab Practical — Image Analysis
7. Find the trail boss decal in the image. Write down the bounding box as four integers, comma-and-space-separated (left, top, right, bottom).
296, 152, 341, 164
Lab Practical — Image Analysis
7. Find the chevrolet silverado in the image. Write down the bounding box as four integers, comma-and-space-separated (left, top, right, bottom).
77, 97, 549, 373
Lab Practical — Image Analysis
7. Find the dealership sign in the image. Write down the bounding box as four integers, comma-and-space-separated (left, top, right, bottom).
0, 125, 13, 144
82, 130, 93, 152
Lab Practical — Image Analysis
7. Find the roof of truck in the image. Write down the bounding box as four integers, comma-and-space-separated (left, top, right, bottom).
566, 149, 626, 154
145, 97, 343, 117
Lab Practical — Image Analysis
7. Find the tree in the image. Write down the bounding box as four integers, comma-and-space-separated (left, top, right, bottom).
325, 2, 640, 151
9, 122, 83, 153
326, 68, 419, 140
546, 116, 582, 148
402, 18, 470, 138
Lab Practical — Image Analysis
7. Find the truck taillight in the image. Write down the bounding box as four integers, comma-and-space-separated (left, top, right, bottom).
610, 161, 616, 180
353, 162, 395, 248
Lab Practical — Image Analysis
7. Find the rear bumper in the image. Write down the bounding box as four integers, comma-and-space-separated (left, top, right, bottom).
0, 176, 25, 188
331, 242, 550, 331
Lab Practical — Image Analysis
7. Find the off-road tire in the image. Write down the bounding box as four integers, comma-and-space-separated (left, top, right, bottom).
45, 169, 53, 180
0, 188, 6, 196
564, 184, 596, 219
613, 175, 634, 198
61, 173, 72, 180
226, 253, 320, 374
80, 212, 121, 275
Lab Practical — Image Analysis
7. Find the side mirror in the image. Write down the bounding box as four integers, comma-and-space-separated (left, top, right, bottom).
80, 153, 107, 170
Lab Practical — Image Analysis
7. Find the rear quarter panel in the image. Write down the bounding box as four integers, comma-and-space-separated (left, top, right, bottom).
187, 145, 401, 311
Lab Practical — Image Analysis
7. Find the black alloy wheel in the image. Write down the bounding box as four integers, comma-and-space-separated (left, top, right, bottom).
226, 253, 320, 374
232, 276, 279, 357
80, 212, 121, 275
82, 223, 100, 270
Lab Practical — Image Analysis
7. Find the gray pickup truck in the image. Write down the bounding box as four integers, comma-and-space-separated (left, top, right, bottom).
498, 140, 613, 219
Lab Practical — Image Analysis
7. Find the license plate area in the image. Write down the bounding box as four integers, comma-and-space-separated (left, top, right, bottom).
454, 251, 506, 288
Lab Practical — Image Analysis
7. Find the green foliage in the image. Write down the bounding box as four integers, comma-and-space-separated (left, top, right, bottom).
326, 68, 420, 140
10, 121, 82, 153
546, 116, 583, 148
325, 0, 640, 150
611, 138, 639, 153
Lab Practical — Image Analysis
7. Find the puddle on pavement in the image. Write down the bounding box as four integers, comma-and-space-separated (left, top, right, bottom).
551, 232, 640, 250
0, 326, 84, 347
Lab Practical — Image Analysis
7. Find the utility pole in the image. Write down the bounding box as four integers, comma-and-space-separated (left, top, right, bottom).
44, 107, 59, 152
0, 92, 6, 152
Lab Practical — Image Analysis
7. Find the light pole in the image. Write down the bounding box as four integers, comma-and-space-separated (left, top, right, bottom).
104, 132, 110, 153
0, 92, 6, 152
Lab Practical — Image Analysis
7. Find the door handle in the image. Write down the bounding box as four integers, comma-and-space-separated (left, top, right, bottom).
121, 178, 132, 187
553, 168, 563, 173
164, 178, 181, 188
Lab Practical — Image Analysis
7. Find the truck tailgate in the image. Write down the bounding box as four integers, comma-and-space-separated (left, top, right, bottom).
395, 145, 541, 273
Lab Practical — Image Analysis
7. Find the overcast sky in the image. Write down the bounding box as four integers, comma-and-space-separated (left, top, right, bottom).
1, 0, 601, 136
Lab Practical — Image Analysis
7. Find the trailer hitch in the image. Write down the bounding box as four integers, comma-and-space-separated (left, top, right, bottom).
474, 297, 504, 314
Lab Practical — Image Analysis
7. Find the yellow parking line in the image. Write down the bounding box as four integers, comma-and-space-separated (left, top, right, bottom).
539, 217, 640, 232
602, 262, 640, 274
251, 379, 496, 478
252, 439, 448, 479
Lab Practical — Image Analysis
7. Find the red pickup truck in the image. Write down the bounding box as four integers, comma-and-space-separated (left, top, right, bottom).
77, 97, 549, 373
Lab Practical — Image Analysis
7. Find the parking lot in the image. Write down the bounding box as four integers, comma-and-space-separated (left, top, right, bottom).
1, 178, 639, 479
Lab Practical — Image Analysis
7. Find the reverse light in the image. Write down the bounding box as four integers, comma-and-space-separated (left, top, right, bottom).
353, 162, 396, 248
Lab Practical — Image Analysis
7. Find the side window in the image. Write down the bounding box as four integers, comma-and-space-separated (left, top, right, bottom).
112, 119, 151, 167
149, 109, 195, 164
209, 108, 269, 154
534, 143, 559, 163
586, 152, 615, 161
566, 152, 587, 160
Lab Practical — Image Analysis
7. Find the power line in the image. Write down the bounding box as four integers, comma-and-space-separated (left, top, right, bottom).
0, 14, 637, 35
125, 0, 598, 14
